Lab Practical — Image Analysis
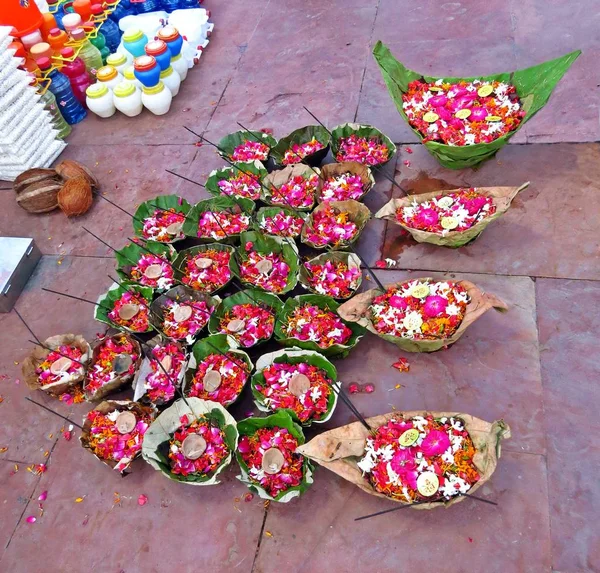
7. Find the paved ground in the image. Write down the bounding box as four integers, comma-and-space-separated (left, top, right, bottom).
1, 0, 599, 571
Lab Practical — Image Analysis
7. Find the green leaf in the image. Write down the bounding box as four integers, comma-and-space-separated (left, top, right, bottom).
269, 125, 331, 167
372, 41, 581, 169
132, 195, 192, 242
330, 123, 397, 166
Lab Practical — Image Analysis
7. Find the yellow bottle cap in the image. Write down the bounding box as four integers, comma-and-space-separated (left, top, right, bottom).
97, 65, 118, 82
142, 82, 165, 95
123, 66, 135, 81
123, 28, 144, 43
86, 83, 109, 99
107, 53, 127, 67
113, 81, 136, 98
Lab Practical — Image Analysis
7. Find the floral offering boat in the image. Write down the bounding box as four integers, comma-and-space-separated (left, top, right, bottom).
132, 336, 188, 406
184, 196, 255, 242
275, 294, 366, 357
256, 206, 306, 239
375, 184, 529, 247
218, 130, 277, 164
372, 41, 581, 168
262, 164, 321, 211
297, 410, 510, 509
270, 125, 330, 167
236, 411, 314, 502
142, 398, 238, 485
205, 161, 267, 201
84, 332, 142, 401
133, 196, 192, 244
232, 231, 299, 295
95, 284, 154, 334
252, 348, 340, 425
331, 123, 396, 167
183, 335, 253, 407
318, 162, 375, 203
150, 286, 219, 346
299, 252, 362, 299
338, 278, 507, 352
115, 241, 176, 291
81, 400, 156, 473
208, 289, 281, 349
172, 244, 234, 294
22, 334, 91, 397
302, 200, 370, 250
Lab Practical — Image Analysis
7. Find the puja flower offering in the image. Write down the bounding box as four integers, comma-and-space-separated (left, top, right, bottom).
217, 172, 262, 200
142, 398, 238, 485
208, 289, 281, 348
282, 138, 325, 164
296, 410, 510, 509
134, 196, 191, 244
373, 41, 580, 168
22, 334, 91, 396
301, 253, 362, 299
206, 162, 267, 201
335, 134, 390, 165
402, 79, 525, 146
375, 183, 529, 248
161, 298, 213, 343
240, 251, 290, 293
270, 126, 330, 167
218, 130, 276, 164
258, 207, 305, 238
321, 172, 365, 202
185, 197, 255, 242
175, 246, 233, 293
134, 341, 187, 405
263, 165, 320, 210
84, 333, 141, 401
81, 401, 155, 473
252, 349, 339, 425
302, 200, 370, 249
104, 288, 153, 333
236, 411, 314, 501
128, 253, 175, 290
337, 279, 506, 352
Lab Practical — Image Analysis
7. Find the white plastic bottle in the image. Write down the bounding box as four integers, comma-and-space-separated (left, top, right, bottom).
159, 66, 181, 97
96, 65, 124, 91
106, 53, 129, 75
170, 53, 188, 81
141, 81, 172, 116
122, 66, 143, 90
113, 81, 143, 117
86, 83, 116, 118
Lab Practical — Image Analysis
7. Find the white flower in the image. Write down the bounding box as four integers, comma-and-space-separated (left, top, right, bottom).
376, 444, 395, 462
310, 387, 321, 402
357, 449, 377, 474
385, 462, 402, 486
445, 303, 460, 317
441, 448, 455, 464
384, 258, 397, 267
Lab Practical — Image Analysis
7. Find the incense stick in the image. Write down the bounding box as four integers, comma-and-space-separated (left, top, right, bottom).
25, 397, 83, 430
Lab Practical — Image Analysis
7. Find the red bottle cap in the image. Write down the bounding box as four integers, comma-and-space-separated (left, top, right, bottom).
133, 55, 157, 71
60, 47, 75, 58
48, 27, 61, 38
145, 40, 167, 56
37, 57, 52, 70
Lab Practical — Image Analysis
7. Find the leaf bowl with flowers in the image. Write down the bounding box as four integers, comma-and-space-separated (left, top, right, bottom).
115, 240, 176, 292
269, 125, 330, 167
95, 283, 154, 334
299, 251, 362, 300
218, 130, 277, 166
133, 195, 192, 244
331, 123, 396, 167
262, 164, 321, 211
172, 244, 235, 295
205, 161, 267, 202
256, 206, 306, 239
318, 161, 375, 203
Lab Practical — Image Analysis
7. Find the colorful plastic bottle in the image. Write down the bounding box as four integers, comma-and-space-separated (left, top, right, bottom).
88, 27, 110, 64
72, 0, 93, 21
90, 4, 121, 52
161, 0, 182, 11
21, 29, 44, 49
123, 65, 143, 90
109, 0, 136, 23
47, 0, 66, 30
59, 47, 92, 105
62, 12, 83, 33
29, 42, 53, 62
160, 65, 180, 96
106, 53, 129, 75
135, 0, 161, 14
70, 28, 103, 75
86, 83, 116, 118
37, 57, 87, 124
180, 0, 200, 7
145, 40, 170, 71
113, 81, 143, 117
156, 26, 187, 80
96, 65, 123, 90
141, 81, 172, 115
40, 12, 58, 39
47, 27, 68, 53
133, 55, 160, 88
31, 78, 72, 138
122, 28, 148, 59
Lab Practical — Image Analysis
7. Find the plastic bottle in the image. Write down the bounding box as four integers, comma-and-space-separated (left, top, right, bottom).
133, 55, 160, 88
90, 4, 121, 52
180, 0, 200, 7
37, 57, 87, 124
59, 47, 92, 105
159, 66, 180, 96
161, 0, 182, 11
40, 12, 58, 39
47, 0, 66, 30
88, 26, 110, 64
113, 81, 143, 117
157, 26, 187, 80
86, 83, 116, 118
47, 27, 68, 53
122, 28, 148, 59
96, 65, 123, 90
62, 13, 83, 33
123, 65, 143, 90
141, 81, 172, 115
30, 42, 53, 62
21, 29, 44, 49
70, 28, 103, 75
106, 52, 129, 75
109, 0, 136, 23
72, 0, 93, 21
135, 0, 161, 15
145, 40, 171, 71
34, 80, 73, 138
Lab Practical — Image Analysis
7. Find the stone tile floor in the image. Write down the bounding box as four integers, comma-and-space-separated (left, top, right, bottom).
1, 0, 599, 571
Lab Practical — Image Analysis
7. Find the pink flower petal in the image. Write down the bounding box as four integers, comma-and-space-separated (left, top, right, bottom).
38, 491, 48, 501
138, 494, 148, 506
26, 516, 36, 524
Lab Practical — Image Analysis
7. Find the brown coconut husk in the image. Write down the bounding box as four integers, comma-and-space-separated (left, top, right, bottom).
337, 278, 507, 352
374, 183, 529, 248
83, 333, 142, 401
22, 334, 91, 396
296, 410, 510, 509
317, 162, 375, 203
80, 400, 156, 472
